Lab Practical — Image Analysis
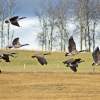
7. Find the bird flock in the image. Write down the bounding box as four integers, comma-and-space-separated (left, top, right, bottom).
0, 16, 100, 73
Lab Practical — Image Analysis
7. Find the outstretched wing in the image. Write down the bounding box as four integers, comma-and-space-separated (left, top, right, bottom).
9, 16, 19, 21
70, 66, 77, 72
43, 52, 51, 55
18, 17, 26, 20
92, 47, 99, 63
68, 36, 76, 53
37, 56, 47, 65
20, 44, 29, 47
12, 37, 20, 46
97, 49, 100, 63
63, 58, 74, 64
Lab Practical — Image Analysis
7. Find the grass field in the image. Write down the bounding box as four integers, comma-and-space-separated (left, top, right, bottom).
0, 50, 100, 100
0, 50, 99, 73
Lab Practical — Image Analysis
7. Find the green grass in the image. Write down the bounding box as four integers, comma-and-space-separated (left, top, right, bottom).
0, 50, 100, 73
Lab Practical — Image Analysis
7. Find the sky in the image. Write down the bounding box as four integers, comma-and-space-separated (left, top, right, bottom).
14, 0, 37, 16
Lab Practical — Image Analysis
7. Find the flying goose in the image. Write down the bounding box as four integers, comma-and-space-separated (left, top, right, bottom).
63, 58, 84, 72
5, 16, 26, 27
92, 47, 100, 66
65, 36, 88, 56
7, 37, 29, 48
0, 52, 16, 62
31, 52, 50, 65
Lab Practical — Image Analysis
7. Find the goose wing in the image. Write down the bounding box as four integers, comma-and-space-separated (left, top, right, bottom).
12, 37, 20, 46
68, 36, 76, 53
92, 47, 99, 63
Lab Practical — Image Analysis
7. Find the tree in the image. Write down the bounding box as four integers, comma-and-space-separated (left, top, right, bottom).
35, 0, 56, 51
89, 0, 100, 51
46, 1, 56, 51
76, 0, 100, 51
0, 0, 8, 48
6, 0, 16, 46
54, 0, 69, 52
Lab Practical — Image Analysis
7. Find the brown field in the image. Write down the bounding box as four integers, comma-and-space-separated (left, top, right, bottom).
0, 72, 100, 100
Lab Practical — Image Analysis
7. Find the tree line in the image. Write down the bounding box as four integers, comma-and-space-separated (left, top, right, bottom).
36, 0, 100, 52
0, 0, 100, 52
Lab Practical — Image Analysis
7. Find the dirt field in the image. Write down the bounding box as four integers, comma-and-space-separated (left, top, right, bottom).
0, 72, 100, 100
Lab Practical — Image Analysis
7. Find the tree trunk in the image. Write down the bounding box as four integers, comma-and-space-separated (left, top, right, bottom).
1, 20, 4, 48
87, 25, 91, 51
93, 22, 96, 51
7, 23, 10, 46
50, 26, 53, 51
48, 40, 50, 51
44, 30, 47, 51
80, 26, 83, 51
86, 0, 91, 51
84, 28, 87, 49
61, 31, 63, 52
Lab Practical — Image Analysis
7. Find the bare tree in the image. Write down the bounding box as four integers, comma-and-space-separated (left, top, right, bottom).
35, 0, 100, 51
46, 2, 56, 51
54, 0, 69, 52
37, 32, 45, 51
0, 0, 8, 48
77, 0, 85, 50
34, 0, 70, 51
6, 0, 16, 46
76, 0, 90, 51
89, 0, 100, 51
35, 0, 56, 51
0, 1, 4, 48
36, 12, 49, 51
76, 0, 100, 51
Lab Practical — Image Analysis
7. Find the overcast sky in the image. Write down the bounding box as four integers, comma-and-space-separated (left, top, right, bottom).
14, 0, 37, 16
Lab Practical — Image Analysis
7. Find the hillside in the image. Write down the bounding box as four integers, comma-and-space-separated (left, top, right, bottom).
0, 50, 99, 73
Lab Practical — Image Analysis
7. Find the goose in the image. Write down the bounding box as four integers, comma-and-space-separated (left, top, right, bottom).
92, 47, 100, 66
7, 37, 29, 48
31, 52, 50, 65
5, 16, 26, 27
63, 58, 84, 72
0, 52, 16, 62
32, 55, 47, 65
65, 36, 88, 56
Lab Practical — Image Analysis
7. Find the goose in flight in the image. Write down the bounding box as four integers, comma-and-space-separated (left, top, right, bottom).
92, 47, 100, 66
7, 37, 29, 48
0, 52, 16, 62
63, 58, 84, 72
32, 55, 47, 65
31, 52, 50, 65
65, 36, 88, 56
5, 16, 26, 27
